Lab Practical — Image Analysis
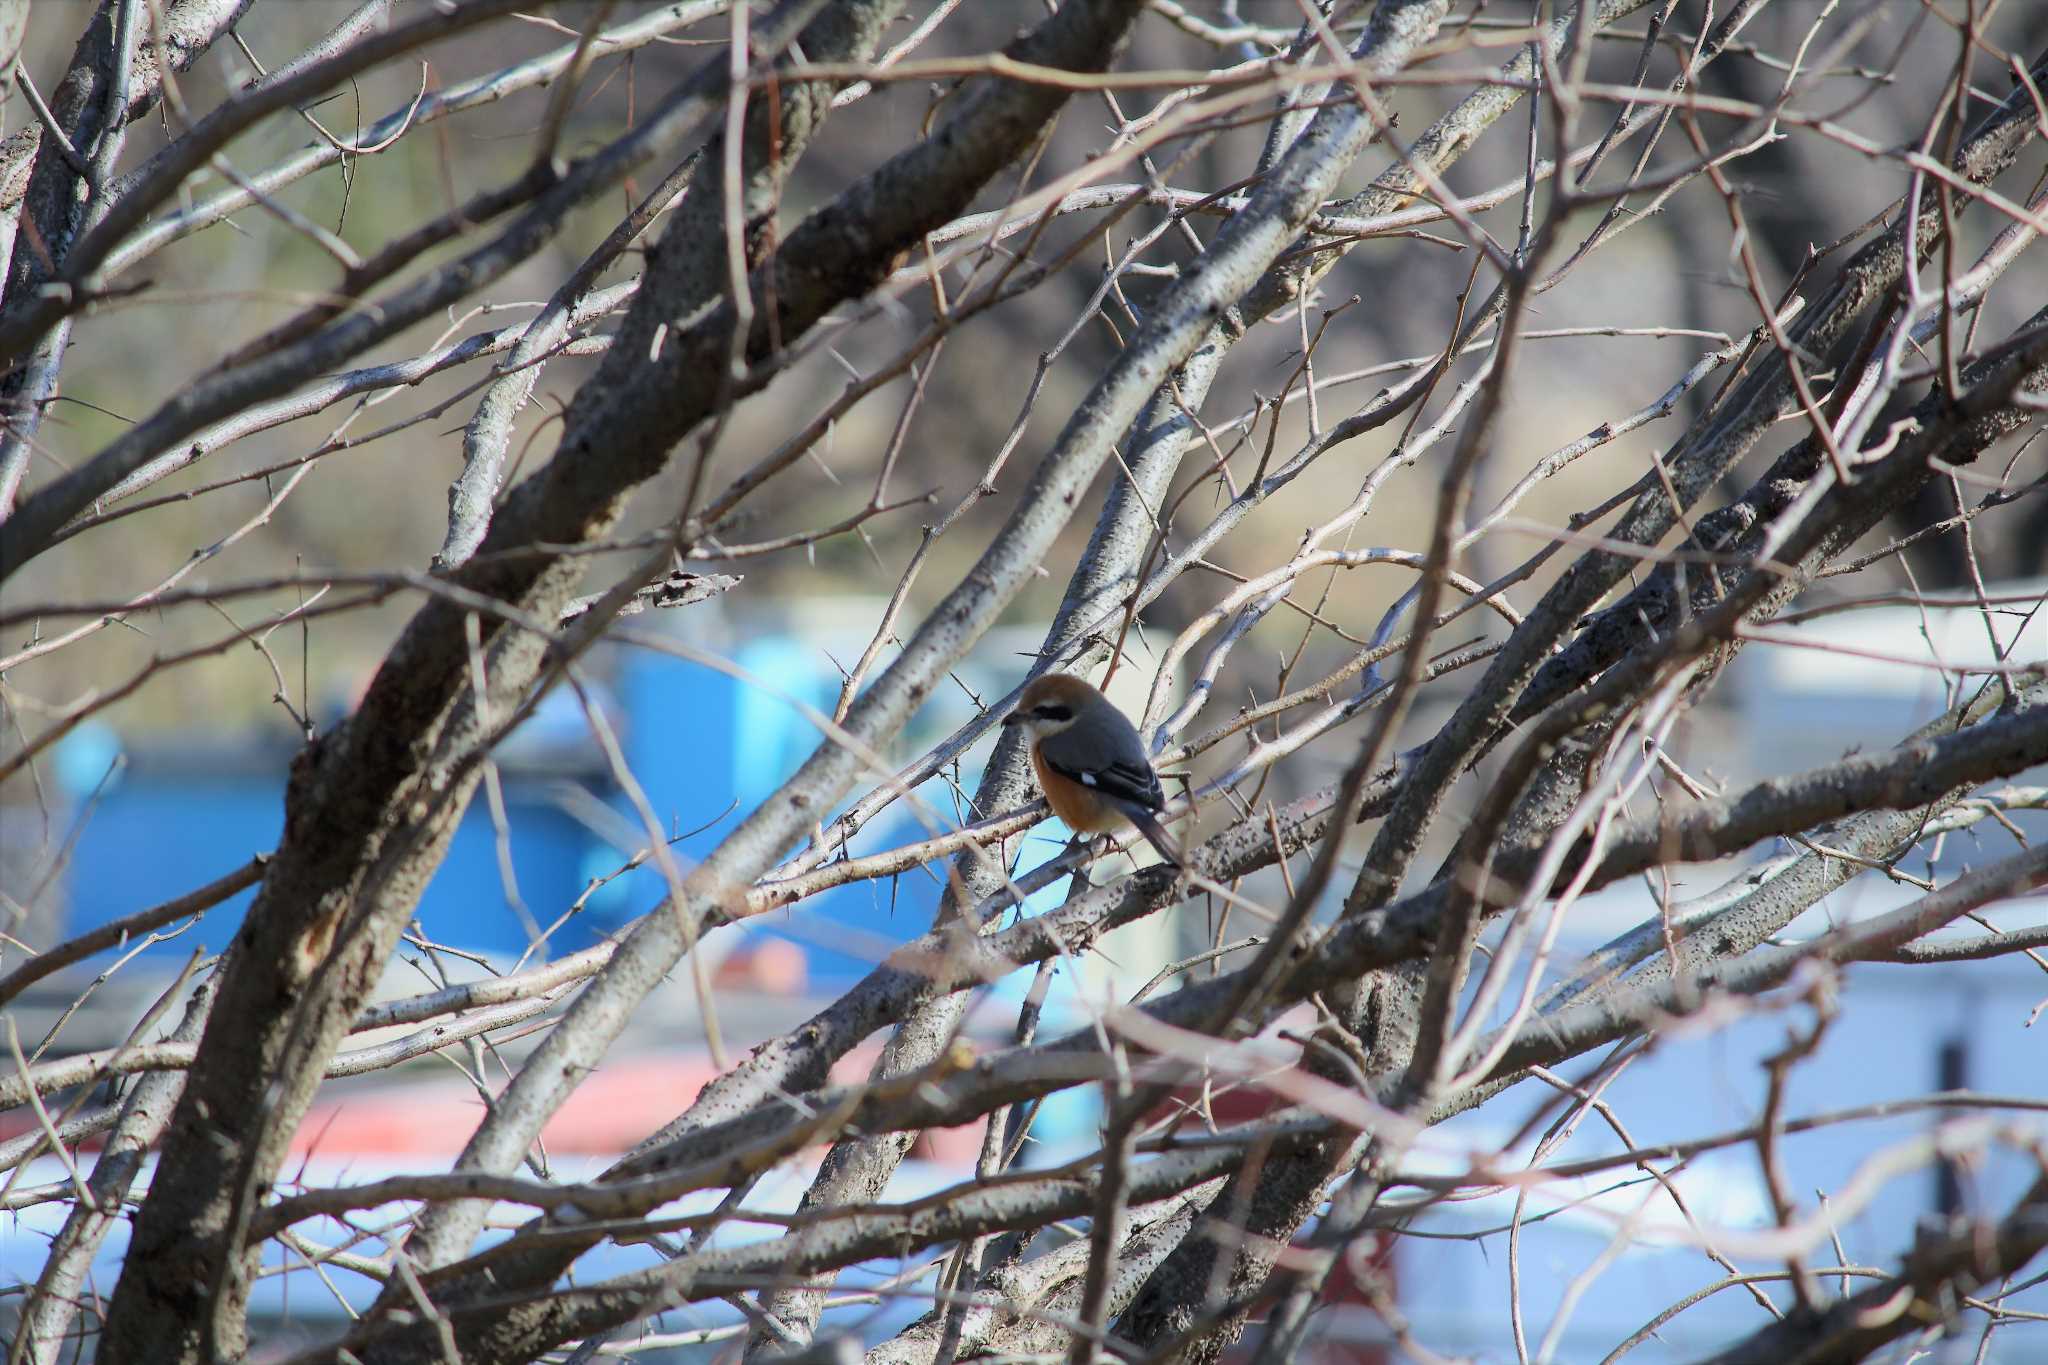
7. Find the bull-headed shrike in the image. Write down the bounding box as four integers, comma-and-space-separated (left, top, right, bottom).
1002, 673, 1183, 868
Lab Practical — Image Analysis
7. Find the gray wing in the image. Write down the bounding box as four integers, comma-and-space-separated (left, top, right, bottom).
1043, 750, 1164, 813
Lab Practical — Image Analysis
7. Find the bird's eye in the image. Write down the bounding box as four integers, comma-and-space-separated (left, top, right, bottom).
1034, 704, 1073, 722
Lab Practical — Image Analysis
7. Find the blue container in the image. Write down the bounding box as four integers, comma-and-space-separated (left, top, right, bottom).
37, 625, 967, 987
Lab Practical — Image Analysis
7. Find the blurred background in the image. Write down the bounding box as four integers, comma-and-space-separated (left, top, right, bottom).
4, 1, 2046, 1360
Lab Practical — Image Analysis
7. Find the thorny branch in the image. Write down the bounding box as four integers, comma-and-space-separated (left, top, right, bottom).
2, 2, 2045, 1363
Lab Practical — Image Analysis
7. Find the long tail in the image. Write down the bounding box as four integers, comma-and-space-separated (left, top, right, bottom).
1129, 808, 1185, 869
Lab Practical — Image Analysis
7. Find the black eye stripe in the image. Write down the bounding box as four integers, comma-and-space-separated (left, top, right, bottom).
1034, 704, 1074, 721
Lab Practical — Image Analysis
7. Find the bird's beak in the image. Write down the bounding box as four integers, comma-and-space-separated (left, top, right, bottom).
1000, 711, 1024, 727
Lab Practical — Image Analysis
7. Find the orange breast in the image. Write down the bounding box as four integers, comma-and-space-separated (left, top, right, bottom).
1032, 745, 1117, 833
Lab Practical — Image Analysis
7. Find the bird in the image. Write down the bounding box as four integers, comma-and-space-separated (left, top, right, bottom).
1001, 673, 1184, 868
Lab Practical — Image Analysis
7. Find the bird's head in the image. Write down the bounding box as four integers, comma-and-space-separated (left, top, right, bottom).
1001, 673, 1103, 741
